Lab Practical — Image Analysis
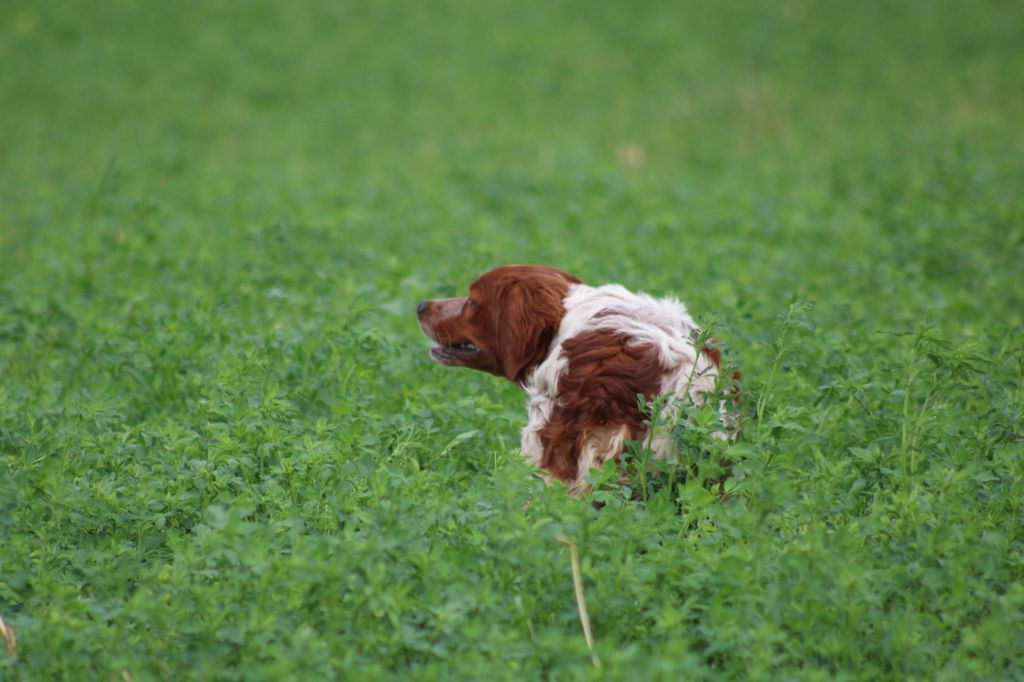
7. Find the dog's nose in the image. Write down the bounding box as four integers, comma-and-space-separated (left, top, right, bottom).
416, 300, 429, 316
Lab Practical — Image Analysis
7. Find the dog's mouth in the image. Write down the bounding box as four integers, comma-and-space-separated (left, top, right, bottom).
430, 341, 482, 365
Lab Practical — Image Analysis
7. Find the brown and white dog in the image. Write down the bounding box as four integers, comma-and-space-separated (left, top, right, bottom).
417, 265, 732, 494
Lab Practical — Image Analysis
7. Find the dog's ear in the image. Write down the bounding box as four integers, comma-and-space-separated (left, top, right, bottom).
494, 277, 567, 382
470, 265, 580, 383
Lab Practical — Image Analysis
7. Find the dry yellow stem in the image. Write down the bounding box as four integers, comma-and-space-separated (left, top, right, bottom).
0, 614, 16, 657
557, 535, 600, 669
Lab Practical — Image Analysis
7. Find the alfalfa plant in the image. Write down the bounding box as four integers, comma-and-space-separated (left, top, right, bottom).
586, 323, 745, 508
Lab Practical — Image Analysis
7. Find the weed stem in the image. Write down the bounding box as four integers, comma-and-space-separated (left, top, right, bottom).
557, 536, 600, 669
0, 614, 16, 657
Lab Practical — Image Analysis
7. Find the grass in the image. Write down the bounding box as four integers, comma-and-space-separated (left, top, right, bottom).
1, 0, 1023, 679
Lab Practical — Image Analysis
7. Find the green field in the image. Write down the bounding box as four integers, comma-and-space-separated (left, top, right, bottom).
2, 1, 1023, 679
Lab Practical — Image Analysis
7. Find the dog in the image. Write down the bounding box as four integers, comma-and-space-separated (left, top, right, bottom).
417, 265, 733, 494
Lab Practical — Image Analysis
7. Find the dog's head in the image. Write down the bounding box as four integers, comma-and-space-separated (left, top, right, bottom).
417, 265, 581, 383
